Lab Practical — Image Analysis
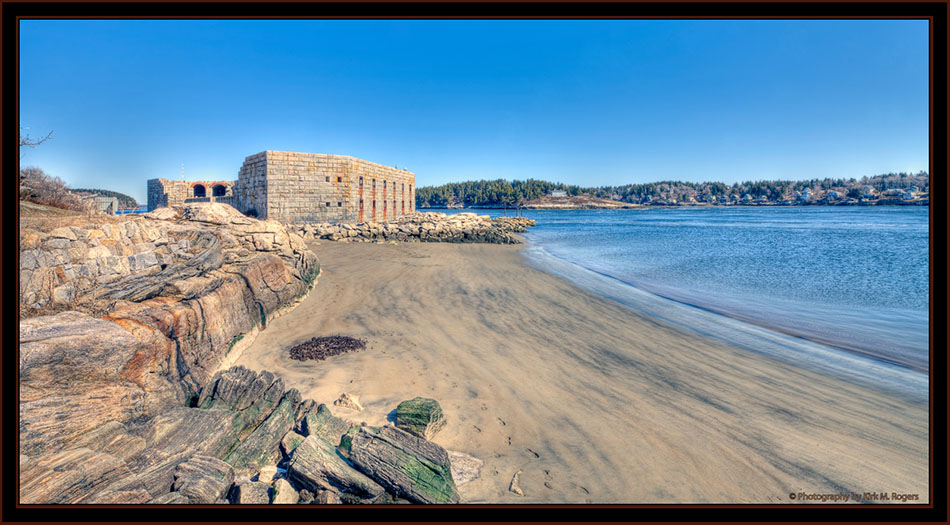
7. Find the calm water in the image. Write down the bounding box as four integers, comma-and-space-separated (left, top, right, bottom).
428, 206, 930, 377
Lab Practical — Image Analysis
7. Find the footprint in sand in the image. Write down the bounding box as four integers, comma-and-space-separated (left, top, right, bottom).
473, 425, 482, 433
497, 417, 506, 426
526, 448, 540, 459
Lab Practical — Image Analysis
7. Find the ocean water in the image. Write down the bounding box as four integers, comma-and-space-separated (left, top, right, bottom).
426, 206, 929, 397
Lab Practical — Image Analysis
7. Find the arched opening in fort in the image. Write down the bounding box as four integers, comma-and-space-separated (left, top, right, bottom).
212, 184, 227, 197
193, 184, 206, 198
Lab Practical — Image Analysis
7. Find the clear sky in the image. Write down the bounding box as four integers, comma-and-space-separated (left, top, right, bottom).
19, 19, 928, 204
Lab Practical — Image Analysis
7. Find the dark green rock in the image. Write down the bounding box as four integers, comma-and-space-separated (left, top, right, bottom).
280, 430, 306, 459
394, 397, 445, 440
287, 434, 385, 499
338, 425, 363, 457
196, 366, 286, 441
298, 403, 351, 445
348, 425, 459, 504
224, 389, 299, 472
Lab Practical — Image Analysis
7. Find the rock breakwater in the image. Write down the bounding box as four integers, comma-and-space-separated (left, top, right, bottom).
294, 212, 535, 244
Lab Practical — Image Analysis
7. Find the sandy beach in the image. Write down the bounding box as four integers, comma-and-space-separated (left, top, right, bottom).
228, 241, 929, 504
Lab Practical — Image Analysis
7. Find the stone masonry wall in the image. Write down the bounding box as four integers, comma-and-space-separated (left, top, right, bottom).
235, 151, 415, 224
148, 179, 235, 211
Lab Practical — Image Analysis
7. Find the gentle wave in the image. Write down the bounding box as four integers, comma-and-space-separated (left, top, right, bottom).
521, 242, 928, 403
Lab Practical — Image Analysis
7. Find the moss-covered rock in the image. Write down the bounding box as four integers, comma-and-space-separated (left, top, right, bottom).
224, 389, 300, 473
348, 425, 459, 504
298, 403, 351, 445
394, 397, 445, 440
338, 425, 364, 457
279, 430, 306, 459
287, 434, 385, 499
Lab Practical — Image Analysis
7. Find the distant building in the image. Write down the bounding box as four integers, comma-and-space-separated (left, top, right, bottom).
799, 188, 813, 202
148, 151, 415, 223
862, 186, 877, 198
742, 193, 753, 202
78, 194, 119, 214
826, 191, 839, 200
550, 190, 568, 198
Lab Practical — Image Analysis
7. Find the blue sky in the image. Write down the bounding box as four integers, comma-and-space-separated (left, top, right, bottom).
19, 20, 928, 203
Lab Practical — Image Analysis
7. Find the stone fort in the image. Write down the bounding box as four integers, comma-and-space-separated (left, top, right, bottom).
148, 151, 415, 223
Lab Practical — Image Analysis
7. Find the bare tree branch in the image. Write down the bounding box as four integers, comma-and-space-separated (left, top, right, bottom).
19, 128, 53, 158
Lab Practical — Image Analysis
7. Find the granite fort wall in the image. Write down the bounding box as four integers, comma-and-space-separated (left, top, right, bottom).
235, 151, 415, 224
147, 179, 235, 211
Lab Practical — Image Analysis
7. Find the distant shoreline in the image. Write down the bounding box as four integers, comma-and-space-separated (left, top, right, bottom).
420, 201, 929, 210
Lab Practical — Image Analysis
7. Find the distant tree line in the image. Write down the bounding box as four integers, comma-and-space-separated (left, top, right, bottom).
72, 188, 139, 209
415, 171, 930, 207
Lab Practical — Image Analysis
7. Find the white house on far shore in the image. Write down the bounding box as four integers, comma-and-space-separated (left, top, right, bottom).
550, 190, 568, 197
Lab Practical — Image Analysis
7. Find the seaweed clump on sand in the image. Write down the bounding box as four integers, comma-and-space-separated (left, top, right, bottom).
289, 336, 367, 361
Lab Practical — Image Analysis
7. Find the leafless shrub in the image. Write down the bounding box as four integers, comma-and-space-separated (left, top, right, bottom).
19, 167, 85, 211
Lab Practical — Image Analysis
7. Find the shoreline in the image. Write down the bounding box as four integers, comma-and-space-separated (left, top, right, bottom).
522, 242, 929, 378
420, 202, 929, 210
230, 241, 928, 503
520, 242, 927, 404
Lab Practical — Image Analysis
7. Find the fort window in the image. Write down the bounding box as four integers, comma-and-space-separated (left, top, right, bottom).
337, 176, 342, 183
326, 202, 331, 207
325, 176, 330, 182
337, 202, 342, 207
193, 184, 206, 198
212, 184, 227, 197
359, 176, 363, 186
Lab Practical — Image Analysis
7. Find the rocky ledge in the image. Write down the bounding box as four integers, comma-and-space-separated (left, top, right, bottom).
20, 203, 318, 466
294, 212, 536, 244
21, 365, 479, 505
19, 202, 482, 505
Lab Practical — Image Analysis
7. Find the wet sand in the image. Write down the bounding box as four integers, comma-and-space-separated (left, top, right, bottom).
229, 241, 929, 503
